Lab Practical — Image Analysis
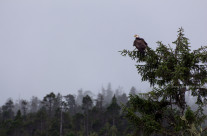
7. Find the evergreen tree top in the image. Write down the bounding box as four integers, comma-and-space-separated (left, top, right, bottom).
121, 28, 207, 88
121, 28, 207, 136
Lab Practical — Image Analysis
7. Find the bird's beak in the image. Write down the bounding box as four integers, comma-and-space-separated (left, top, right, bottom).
134, 34, 139, 38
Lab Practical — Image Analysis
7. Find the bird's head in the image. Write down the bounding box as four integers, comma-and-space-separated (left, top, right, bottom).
134, 34, 139, 38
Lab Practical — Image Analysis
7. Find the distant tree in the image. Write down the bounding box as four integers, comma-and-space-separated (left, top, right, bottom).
64, 94, 76, 115
82, 95, 93, 136
90, 107, 102, 133
11, 110, 23, 136
95, 93, 104, 110
90, 94, 106, 133
72, 113, 84, 134
101, 87, 107, 106
42, 92, 56, 117
83, 90, 94, 98
2, 99, 14, 120
129, 86, 137, 96
30, 96, 40, 113
34, 107, 48, 135
54, 93, 64, 136
107, 95, 121, 126
121, 28, 207, 135
21, 100, 28, 116
117, 93, 128, 105
76, 89, 84, 106
106, 83, 114, 104
54, 93, 62, 110
82, 95, 93, 112
115, 87, 123, 97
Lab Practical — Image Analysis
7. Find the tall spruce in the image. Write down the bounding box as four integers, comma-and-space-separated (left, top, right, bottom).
121, 28, 207, 136
107, 95, 121, 126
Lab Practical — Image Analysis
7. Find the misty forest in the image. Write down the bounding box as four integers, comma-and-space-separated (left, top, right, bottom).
0, 83, 133, 136
0, 28, 207, 136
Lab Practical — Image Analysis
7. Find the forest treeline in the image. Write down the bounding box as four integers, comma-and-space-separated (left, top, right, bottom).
0, 84, 205, 136
0, 83, 140, 136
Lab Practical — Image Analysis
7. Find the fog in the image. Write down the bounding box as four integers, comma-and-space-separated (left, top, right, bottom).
0, 0, 207, 105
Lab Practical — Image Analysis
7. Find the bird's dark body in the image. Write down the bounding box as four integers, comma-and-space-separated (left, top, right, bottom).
133, 37, 148, 54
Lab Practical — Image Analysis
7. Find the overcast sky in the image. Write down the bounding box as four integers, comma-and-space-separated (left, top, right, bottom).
0, 0, 207, 105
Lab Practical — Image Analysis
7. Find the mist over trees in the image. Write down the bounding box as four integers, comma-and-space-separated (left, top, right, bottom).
0, 84, 139, 136
0, 84, 206, 136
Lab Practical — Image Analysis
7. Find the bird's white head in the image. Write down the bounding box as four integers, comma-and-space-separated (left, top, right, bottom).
134, 34, 139, 38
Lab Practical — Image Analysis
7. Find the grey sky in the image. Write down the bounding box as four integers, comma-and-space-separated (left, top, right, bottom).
0, 0, 207, 105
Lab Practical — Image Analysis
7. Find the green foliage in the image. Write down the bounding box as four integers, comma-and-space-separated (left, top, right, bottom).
121, 28, 207, 136
123, 95, 165, 135
185, 107, 196, 124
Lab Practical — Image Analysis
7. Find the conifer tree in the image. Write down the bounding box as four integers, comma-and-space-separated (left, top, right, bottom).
107, 95, 121, 126
121, 28, 207, 136
82, 95, 93, 136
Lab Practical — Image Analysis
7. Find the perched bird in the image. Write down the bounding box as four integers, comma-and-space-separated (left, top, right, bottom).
133, 34, 148, 54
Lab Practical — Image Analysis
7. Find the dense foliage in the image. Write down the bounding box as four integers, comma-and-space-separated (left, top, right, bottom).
0, 84, 136, 136
121, 28, 207, 136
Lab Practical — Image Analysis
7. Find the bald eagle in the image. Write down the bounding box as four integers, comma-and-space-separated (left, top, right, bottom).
133, 35, 148, 54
